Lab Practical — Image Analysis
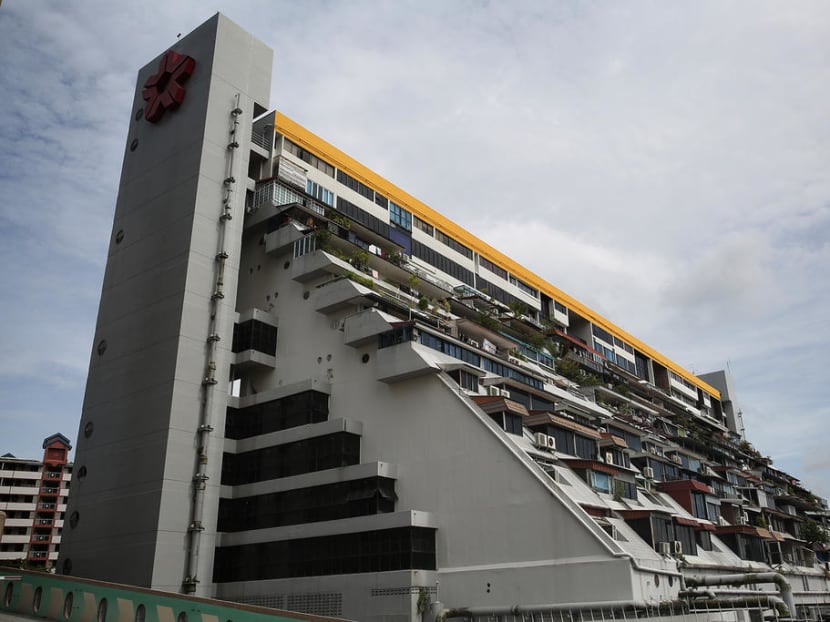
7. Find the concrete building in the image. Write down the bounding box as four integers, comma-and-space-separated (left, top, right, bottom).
60, 13, 830, 622
1, 434, 72, 570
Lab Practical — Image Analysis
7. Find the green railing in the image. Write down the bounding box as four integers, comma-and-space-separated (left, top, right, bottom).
1, 569, 348, 622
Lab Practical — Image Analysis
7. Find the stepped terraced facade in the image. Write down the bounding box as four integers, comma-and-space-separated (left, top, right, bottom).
59, 13, 830, 622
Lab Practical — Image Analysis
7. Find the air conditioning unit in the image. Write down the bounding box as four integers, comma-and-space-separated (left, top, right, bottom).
605, 451, 615, 465
643, 466, 655, 479
736, 515, 747, 526
469, 339, 480, 348
500, 389, 511, 399
488, 386, 501, 397
535, 432, 549, 448
671, 455, 683, 465
547, 435, 557, 450
673, 541, 683, 555
659, 542, 672, 556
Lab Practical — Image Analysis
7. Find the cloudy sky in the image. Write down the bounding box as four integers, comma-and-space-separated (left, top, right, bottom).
1, 1, 828, 498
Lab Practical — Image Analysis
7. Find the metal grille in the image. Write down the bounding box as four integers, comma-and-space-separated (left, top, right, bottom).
234, 592, 343, 617
371, 586, 438, 597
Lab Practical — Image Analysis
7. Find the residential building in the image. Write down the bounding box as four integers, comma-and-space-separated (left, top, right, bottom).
0, 434, 72, 570
59, 14, 830, 622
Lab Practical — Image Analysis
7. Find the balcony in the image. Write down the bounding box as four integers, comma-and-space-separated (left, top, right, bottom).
232, 309, 278, 371
250, 128, 271, 151
312, 277, 376, 315
375, 340, 442, 384
291, 239, 355, 283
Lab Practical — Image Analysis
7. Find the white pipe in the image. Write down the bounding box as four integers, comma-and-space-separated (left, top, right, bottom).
183, 93, 240, 593
690, 595, 789, 618
685, 572, 795, 618
457, 599, 682, 616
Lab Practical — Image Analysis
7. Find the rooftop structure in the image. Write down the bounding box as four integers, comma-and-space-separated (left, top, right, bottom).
59, 13, 830, 622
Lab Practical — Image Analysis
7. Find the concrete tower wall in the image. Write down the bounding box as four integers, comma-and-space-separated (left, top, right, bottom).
60, 14, 272, 594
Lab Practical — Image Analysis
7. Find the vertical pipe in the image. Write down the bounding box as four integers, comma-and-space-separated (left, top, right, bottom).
182, 93, 241, 593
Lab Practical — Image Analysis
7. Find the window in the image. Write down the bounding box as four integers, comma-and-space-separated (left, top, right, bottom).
411, 240, 475, 286
510, 276, 537, 298
651, 515, 673, 549
389, 201, 412, 231
232, 320, 277, 355
505, 413, 523, 436
592, 325, 614, 345
476, 276, 528, 308
624, 432, 643, 451
574, 434, 597, 460
284, 139, 334, 177
374, 194, 388, 209
224, 390, 329, 439
213, 527, 436, 582
336, 169, 375, 201
336, 197, 390, 238
615, 479, 638, 500
413, 215, 433, 236
218, 477, 397, 531
675, 524, 697, 556
479, 256, 508, 280
306, 179, 334, 206
449, 369, 479, 392
591, 471, 612, 493
692, 492, 708, 519
419, 332, 480, 367
220, 432, 360, 485
480, 357, 544, 390
435, 229, 473, 259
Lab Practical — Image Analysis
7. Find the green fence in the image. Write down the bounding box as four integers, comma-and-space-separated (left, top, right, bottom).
0, 569, 348, 622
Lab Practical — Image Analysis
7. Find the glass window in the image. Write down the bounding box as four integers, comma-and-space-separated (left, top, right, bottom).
591, 471, 612, 493
575, 435, 597, 460
411, 240, 475, 286
306, 179, 334, 206
435, 229, 473, 259
389, 201, 412, 231
336, 169, 374, 201
413, 215, 433, 235
283, 139, 334, 176
479, 256, 508, 280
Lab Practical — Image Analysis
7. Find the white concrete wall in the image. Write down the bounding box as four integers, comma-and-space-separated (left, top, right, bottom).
60, 13, 272, 596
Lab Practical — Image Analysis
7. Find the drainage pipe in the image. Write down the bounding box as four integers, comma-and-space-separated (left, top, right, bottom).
182, 93, 241, 593
687, 595, 789, 618
451, 599, 686, 618
685, 573, 795, 619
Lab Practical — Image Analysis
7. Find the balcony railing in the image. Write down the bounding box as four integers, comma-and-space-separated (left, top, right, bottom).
251, 129, 271, 150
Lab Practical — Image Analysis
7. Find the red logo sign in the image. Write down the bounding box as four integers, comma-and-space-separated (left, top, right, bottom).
142, 50, 196, 123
